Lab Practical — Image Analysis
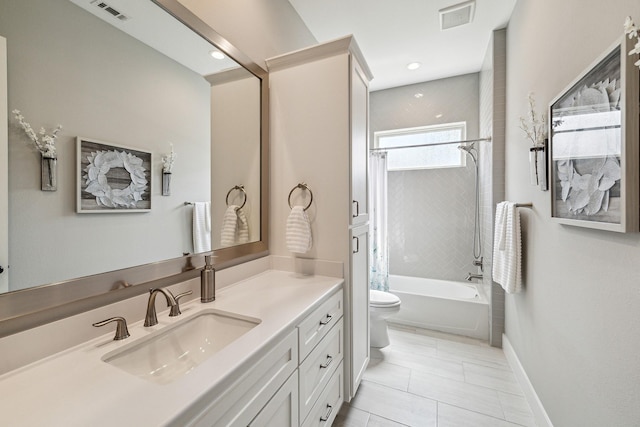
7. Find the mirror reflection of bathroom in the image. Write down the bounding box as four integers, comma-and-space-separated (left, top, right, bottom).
1, 0, 262, 293
368, 73, 497, 349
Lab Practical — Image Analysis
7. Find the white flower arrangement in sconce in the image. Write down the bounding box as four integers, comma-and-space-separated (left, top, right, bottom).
161, 142, 176, 196
12, 109, 62, 158
12, 109, 63, 191
624, 16, 640, 69
161, 142, 176, 173
519, 92, 547, 148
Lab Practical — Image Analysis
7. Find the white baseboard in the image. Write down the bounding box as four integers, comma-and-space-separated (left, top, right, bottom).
502, 334, 554, 427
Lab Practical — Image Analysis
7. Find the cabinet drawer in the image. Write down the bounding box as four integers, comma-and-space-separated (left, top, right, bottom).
301, 361, 344, 427
299, 319, 343, 422
297, 291, 343, 362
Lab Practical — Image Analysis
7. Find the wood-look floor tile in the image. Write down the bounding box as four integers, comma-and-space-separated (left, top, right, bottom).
463, 362, 523, 395
498, 391, 537, 426
350, 380, 437, 427
333, 403, 370, 427
437, 402, 525, 427
362, 359, 411, 391
366, 414, 410, 427
409, 369, 505, 419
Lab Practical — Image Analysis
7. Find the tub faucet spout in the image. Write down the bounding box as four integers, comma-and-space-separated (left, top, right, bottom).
465, 273, 483, 282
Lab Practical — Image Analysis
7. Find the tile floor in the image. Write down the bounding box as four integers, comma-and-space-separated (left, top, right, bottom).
334, 326, 536, 427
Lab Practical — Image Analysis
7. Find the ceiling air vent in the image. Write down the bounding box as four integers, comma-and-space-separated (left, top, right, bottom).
91, 0, 130, 21
439, 0, 475, 30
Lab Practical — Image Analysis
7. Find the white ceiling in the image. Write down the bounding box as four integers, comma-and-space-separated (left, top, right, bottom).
288, 0, 517, 91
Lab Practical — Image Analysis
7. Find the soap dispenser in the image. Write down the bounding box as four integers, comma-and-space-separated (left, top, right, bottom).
201, 255, 215, 303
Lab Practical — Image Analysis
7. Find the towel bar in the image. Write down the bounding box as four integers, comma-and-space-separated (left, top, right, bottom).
288, 182, 313, 211
515, 203, 532, 208
226, 185, 247, 209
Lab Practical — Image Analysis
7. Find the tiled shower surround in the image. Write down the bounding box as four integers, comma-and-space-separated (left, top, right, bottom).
387, 164, 477, 282
371, 73, 480, 282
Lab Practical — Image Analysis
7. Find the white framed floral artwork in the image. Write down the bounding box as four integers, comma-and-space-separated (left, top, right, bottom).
549, 35, 639, 232
77, 137, 152, 213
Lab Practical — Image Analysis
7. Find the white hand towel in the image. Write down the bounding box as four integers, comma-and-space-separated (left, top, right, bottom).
492, 201, 522, 293
236, 207, 249, 244
220, 205, 239, 247
286, 206, 312, 254
192, 201, 211, 253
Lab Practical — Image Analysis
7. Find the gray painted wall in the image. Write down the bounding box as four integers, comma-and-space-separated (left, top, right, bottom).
177, 0, 317, 69
2, 0, 210, 290
479, 29, 507, 348
505, 0, 640, 425
371, 75, 480, 281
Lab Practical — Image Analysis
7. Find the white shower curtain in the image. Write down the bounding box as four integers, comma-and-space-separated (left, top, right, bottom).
369, 151, 389, 292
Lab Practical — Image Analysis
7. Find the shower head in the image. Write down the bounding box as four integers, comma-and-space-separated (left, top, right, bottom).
458, 144, 477, 164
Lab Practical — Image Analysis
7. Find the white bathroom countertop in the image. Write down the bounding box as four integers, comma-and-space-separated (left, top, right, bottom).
0, 270, 343, 426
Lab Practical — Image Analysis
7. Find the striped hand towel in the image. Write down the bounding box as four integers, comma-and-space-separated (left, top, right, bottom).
220, 205, 239, 247
286, 206, 312, 254
237, 207, 250, 244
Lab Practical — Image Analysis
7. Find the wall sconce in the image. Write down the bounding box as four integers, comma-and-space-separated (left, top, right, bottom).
529, 139, 548, 191
12, 109, 62, 192
161, 142, 176, 196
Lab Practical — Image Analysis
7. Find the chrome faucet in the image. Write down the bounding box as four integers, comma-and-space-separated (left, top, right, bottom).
465, 273, 483, 282
144, 288, 177, 327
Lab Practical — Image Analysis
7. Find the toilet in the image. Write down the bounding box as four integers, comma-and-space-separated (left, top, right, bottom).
369, 289, 402, 348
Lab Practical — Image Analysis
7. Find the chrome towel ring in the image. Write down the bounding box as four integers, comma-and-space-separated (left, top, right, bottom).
288, 182, 313, 211
226, 185, 247, 209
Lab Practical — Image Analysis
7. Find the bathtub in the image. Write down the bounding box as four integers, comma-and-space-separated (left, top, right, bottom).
387, 275, 489, 340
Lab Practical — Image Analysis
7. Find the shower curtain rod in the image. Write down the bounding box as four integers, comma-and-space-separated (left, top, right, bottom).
369, 136, 491, 152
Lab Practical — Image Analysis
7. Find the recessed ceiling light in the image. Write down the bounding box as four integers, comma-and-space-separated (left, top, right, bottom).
435, 113, 443, 118
414, 93, 424, 99
407, 62, 421, 70
210, 51, 225, 60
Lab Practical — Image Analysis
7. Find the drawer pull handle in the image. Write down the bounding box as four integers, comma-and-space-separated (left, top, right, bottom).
320, 404, 333, 422
352, 236, 359, 253
319, 314, 333, 325
352, 200, 359, 217
319, 354, 333, 369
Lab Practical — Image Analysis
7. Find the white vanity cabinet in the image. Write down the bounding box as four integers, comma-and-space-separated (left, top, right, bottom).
297, 291, 344, 427
267, 35, 373, 402
349, 224, 370, 391
350, 56, 370, 228
188, 329, 299, 427
249, 371, 299, 427
185, 287, 344, 427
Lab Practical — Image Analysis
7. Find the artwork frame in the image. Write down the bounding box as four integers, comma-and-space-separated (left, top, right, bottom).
549, 36, 639, 232
77, 137, 152, 213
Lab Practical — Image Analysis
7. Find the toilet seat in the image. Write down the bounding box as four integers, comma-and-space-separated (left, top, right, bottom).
370, 290, 401, 308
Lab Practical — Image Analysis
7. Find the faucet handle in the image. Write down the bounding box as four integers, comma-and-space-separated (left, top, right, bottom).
93, 317, 130, 340
169, 290, 193, 317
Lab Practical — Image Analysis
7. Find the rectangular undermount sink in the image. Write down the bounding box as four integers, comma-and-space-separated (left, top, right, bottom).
103, 310, 260, 385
